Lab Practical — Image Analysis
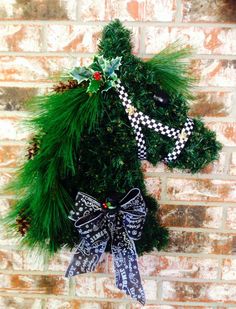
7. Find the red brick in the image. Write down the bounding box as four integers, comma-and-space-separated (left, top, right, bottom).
0, 198, 14, 216
0, 145, 26, 168
80, 0, 177, 22
0, 227, 17, 246
162, 281, 236, 303
145, 27, 236, 55
95, 277, 158, 300
107, 253, 218, 279
139, 255, 218, 279
166, 230, 236, 255
167, 178, 236, 202
160, 204, 223, 229
199, 152, 226, 175
0, 249, 44, 271
45, 299, 127, 309
0, 25, 43, 52
191, 59, 236, 87
0, 274, 68, 295
46, 25, 140, 54
0, 171, 15, 190
0, 87, 42, 111
46, 25, 101, 53
229, 152, 236, 175
47, 251, 107, 273
0, 296, 42, 309
206, 122, 236, 147
75, 276, 157, 300
0, 56, 77, 82
226, 207, 236, 230
0, 0, 77, 20
130, 305, 215, 309
222, 258, 236, 280
0, 116, 29, 140
183, 0, 236, 23
189, 92, 235, 117
144, 176, 162, 199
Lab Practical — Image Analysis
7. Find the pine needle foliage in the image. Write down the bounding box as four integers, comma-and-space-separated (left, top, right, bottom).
4, 20, 221, 256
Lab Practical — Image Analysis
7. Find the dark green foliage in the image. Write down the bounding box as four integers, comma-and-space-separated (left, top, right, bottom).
4, 20, 221, 256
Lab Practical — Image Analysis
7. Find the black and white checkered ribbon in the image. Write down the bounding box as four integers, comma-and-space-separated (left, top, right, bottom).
115, 80, 194, 163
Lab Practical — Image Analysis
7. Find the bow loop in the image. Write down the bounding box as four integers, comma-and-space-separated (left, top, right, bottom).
66, 188, 147, 305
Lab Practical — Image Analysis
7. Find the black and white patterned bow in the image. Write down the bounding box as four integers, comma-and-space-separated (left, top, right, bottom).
115, 80, 194, 162
65, 188, 147, 305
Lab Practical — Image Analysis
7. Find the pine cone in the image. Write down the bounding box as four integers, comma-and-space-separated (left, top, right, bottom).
16, 212, 30, 236
53, 79, 79, 93
27, 137, 40, 160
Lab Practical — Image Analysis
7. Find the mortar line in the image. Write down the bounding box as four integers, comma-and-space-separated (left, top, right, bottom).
0, 268, 235, 283
167, 226, 236, 233
0, 291, 235, 306
175, 0, 183, 23
0, 20, 236, 28
0, 51, 236, 60
146, 171, 236, 181
0, 244, 235, 260
76, 0, 80, 22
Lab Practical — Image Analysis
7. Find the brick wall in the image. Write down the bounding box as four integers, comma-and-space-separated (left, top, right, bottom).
0, 0, 236, 308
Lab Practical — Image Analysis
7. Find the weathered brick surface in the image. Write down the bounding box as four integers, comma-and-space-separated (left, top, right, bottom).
0, 296, 42, 309
0, 87, 40, 111
145, 27, 236, 55
166, 230, 236, 255
45, 299, 128, 309
145, 176, 162, 199
222, 258, 236, 280
167, 178, 236, 202
0, 117, 29, 141
0, 25, 43, 52
226, 207, 236, 230
229, 152, 236, 175
0, 145, 26, 167
183, 0, 236, 23
206, 122, 236, 147
160, 204, 223, 228
79, 0, 177, 22
0, 249, 44, 271
189, 92, 236, 118
191, 59, 236, 87
162, 281, 236, 303
0, 0, 77, 20
107, 254, 219, 279
0, 274, 68, 295
0, 56, 76, 82
46, 25, 140, 54
0, 0, 235, 307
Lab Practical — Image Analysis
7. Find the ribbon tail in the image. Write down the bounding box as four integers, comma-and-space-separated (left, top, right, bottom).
65, 239, 107, 278
112, 240, 146, 305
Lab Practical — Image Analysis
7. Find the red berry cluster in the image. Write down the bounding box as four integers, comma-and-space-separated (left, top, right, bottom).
102, 202, 108, 209
93, 71, 102, 81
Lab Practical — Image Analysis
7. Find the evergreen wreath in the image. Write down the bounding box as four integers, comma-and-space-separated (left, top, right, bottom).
4, 20, 222, 304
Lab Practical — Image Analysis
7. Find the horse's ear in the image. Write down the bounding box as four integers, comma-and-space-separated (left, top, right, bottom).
98, 19, 133, 58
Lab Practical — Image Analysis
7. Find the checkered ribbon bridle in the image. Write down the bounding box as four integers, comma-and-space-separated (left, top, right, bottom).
115, 80, 194, 163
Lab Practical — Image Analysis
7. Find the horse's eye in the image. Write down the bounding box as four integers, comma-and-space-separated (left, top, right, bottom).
153, 90, 169, 107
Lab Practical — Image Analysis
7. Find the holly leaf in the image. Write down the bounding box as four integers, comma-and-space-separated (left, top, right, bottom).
70, 67, 93, 83
102, 81, 113, 93
105, 57, 122, 76
102, 77, 117, 93
87, 79, 101, 93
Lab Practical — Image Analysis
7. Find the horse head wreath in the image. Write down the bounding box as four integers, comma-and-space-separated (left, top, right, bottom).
4, 20, 221, 304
